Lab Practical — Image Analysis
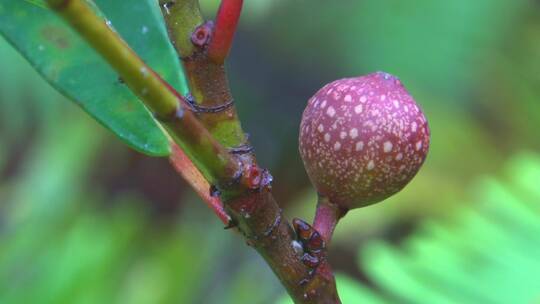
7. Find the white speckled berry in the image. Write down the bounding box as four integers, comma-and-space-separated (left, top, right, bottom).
299, 72, 430, 210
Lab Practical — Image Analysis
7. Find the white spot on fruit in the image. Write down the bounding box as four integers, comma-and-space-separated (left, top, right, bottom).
327, 106, 336, 117
354, 104, 363, 114
340, 131, 347, 139
393, 100, 400, 108
367, 160, 375, 170
383, 141, 393, 153
396, 153, 403, 161
320, 100, 327, 109
355, 141, 364, 151
411, 122, 417, 132
318, 124, 324, 133
324, 133, 331, 142
416, 141, 423, 151
349, 128, 358, 139
380, 95, 386, 101
344, 95, 352, 102
360, 96, 367, 103
334, 142, 342, 151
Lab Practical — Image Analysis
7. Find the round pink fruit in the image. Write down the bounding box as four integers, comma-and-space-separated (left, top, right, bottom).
299, 72, 430, 210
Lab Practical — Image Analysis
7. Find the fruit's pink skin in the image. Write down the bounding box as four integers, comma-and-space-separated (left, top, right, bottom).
299, 72, 430, 209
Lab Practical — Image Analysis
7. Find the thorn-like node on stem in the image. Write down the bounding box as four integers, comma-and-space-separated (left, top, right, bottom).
292, 218, 327, 280
301, 253, 320, 269
292, 218, 316, 242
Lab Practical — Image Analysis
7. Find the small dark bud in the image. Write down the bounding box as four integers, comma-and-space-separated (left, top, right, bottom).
292, 218, 314, 242
305, 231, 324, 253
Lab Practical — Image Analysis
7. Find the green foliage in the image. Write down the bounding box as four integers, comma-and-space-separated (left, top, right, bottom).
360, 154, 540, 303
0, 0, 189, 156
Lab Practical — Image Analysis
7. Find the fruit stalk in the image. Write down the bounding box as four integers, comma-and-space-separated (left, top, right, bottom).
313, 197, 347, 244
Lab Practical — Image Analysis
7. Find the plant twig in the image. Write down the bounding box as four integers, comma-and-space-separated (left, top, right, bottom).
45, 0, 241, 190
208, 0, 243, 64
158, 1, 342, 303
47, 0, 342, 302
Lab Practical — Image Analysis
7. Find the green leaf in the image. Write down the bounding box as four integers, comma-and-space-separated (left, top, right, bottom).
0, 1, 189, 156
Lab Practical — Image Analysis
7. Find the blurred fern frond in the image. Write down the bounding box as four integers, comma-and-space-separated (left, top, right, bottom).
357, 152, 540, 304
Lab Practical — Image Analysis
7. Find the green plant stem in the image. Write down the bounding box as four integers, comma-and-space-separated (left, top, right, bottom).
45, 0, 241, 189
158, 1, 342, 303
159, 0, 246, 150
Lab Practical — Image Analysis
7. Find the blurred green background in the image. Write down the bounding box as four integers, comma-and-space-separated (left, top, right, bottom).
1, 0, 540, 303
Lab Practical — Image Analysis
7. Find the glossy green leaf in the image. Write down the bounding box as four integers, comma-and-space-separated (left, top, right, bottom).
0, 0, 189, 156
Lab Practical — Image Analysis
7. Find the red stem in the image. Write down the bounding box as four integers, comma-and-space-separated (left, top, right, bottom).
208, 0, 243, 64
169, 143, 230, 224
313, 197, 346, 244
